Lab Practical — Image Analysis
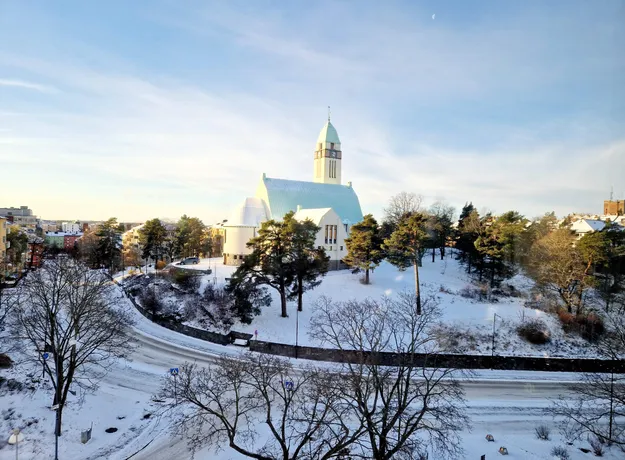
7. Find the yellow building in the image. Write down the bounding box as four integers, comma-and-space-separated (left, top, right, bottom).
0, 217, 7, 261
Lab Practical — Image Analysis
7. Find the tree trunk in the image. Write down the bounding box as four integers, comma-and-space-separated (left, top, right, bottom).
440, 246, 445, 260
55, 406, 63, 437
365, 268, 370, 285
431, 247, 435, 262
280, 287, 288, 318
414, 259, 422, 315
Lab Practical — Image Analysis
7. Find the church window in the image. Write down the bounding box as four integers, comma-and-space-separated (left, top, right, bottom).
344, 223, 348, 233
329, 246, 332, 251
330, 142, 335, 149
340, 246, 343, 251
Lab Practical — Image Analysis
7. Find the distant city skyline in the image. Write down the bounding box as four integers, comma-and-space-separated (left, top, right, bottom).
1, 1, 623, 223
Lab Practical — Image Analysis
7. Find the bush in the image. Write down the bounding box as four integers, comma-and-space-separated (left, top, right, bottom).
551, 446, 570, 460
517, 319, 551, 344
557, 309, 605, 342
588, 436, 604, 456
535, 424, 550, 440
171, 270, 200, 292
155, 260, 167, 270
0, 354, 13, 369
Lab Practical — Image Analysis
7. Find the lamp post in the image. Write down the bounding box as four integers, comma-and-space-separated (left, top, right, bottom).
491, 313, 502, 358
8, 428, 24, 460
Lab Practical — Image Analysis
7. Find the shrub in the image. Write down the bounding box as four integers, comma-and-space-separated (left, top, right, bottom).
517, 319, 551, 344
551, 446, 570, 460
588, 436, 604, 456
557, 309, 605, 342
0, 354, 13, 369
577, 313, 605, 342
155, 260, 167, 270
535, 424, 550, 440
171, 270, 200, 292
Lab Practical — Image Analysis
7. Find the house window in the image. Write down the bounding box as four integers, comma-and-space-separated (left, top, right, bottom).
329, 246, 332, 251
234, 255, 237, 260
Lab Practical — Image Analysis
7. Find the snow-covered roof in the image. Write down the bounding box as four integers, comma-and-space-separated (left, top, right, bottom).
45, 231, 83, 237
226, 197, 268, 227
293, 208, 332, 225
258, 176, 363, 224
570, 219, 605, 234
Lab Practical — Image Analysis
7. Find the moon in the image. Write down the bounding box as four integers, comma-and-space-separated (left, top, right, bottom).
432, 14, 436, 20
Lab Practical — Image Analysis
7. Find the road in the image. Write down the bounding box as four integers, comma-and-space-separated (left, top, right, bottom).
95, 289, 583, 459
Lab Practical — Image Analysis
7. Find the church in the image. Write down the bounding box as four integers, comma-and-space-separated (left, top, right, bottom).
222, 116, 364, 270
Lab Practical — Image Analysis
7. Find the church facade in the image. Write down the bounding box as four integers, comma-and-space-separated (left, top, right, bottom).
222, 118, 364, 270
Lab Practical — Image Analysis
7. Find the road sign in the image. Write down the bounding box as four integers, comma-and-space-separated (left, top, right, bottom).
42, 352, 49, 360
284, 380, 294, 391
169, 367, 179, 376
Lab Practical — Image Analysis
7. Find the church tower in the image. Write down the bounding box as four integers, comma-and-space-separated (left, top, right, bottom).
313, 114, 342, 185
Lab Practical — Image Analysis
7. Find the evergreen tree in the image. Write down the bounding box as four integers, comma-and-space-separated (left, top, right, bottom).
175, 215, 206, 258
285, 215, 329, 312
455, 205, 481, 273
384, 212, 429, 314
429, 202, 455, 261
139, 218, 167, 264
95, 217, 123, 272
231, 215, 294, 318
344, 214, 384, 284
225, 271, 272, 324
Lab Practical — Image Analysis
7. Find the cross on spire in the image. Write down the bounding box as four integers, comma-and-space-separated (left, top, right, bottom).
328, 105, 331, 122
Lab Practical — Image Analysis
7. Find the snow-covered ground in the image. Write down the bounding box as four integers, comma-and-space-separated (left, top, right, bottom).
142, 255, 598, 358
1, 275, 621, 460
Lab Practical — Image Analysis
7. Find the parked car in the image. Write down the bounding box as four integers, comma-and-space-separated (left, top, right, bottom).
179, 257, 199, 265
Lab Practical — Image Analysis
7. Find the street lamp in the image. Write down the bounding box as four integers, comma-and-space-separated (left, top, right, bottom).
295, 306, 300, 359
491, 313, 502, 358
8, 428, 24, 460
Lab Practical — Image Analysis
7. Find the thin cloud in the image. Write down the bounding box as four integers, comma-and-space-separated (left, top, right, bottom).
0, 78, 58, 93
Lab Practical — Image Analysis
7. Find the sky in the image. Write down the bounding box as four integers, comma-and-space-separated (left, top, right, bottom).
1, 0, 624, 224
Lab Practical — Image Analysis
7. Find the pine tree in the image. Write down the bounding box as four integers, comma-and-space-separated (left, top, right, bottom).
456, 206, 481, 273
344, 214, 384, 284
232, 215, 294, 318
95, 217, 123, 272
286, 215, 329, 312
139, 218, 167, 264
384, 212, 429, 314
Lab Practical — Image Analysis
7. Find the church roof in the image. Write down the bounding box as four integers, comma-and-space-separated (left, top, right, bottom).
293, 208, 333, 224
226, 197, 268, 227
316, 121, 341, 145
259, 177, 363, 224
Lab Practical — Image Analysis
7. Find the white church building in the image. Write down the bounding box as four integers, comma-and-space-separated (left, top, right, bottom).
222, 117, 364, 270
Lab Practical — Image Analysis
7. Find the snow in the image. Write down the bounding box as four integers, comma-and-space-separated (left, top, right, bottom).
176, 255, 600, 358
1, 255, 618, 459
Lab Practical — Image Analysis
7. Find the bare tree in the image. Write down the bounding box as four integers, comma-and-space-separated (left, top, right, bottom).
384, 192, 423, 226
10, 259, 134, 451
162, 353, 362, 459
551, 309, 625, 447
310, 293, 470, 460
0, 285, 19, 356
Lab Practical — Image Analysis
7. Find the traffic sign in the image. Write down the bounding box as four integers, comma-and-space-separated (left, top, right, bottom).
42, 352, 49, 360
284, 380, 294, 391
169, 368, 179, 376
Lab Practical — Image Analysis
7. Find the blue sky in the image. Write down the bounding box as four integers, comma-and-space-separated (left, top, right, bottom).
1, 0, 624, 223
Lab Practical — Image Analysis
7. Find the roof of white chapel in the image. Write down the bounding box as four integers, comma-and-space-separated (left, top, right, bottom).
258, 176, 363, 225
316, 120, 341, 145
293, 208, 333, 224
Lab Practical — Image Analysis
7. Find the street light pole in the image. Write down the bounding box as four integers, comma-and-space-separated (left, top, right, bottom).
491, 313, 501, 358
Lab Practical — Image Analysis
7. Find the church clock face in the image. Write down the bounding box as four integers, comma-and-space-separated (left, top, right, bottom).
330, 151, 336, 158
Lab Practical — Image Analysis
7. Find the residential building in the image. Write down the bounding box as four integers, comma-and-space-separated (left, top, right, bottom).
62, 222, 81, 233
45, 231, 82, 251
0, 206, 38, 227
570, 219, 606, 238
0, 217, 7, 263
27, 235, 45, 268
604, 200, 625, 216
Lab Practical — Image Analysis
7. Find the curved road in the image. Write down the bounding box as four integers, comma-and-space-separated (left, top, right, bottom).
100, 289, 579, 459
